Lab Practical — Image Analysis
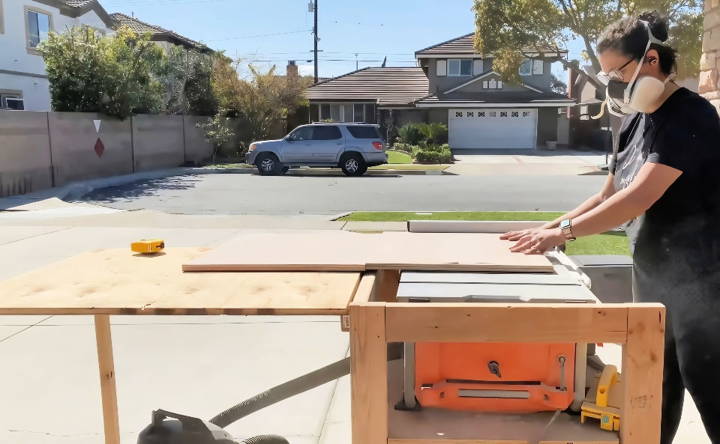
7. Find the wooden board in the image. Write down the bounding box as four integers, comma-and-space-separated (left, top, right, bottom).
0, 248, 361, 315
182, 231, 553, 273
387, 360, 618, 443
396, 283, 596, 303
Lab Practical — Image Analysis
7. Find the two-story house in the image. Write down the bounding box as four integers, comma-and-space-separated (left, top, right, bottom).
0, 0, 114, 111
306, 33, 574, 150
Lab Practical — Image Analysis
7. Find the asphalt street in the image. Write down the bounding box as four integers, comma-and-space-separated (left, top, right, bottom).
80, 172, 607, 215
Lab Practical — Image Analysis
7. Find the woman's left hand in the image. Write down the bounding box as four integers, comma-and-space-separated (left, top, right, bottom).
509, 228, 566, 254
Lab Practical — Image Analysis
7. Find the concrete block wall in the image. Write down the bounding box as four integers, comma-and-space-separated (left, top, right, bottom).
48, 112, 133, 187
0, 111, 53, 196
701, 0, 720, 113
132, 115, 184, 172
0, 111, 215, 197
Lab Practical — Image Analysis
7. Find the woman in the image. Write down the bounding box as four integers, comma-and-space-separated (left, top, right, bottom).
502, 11, 720, 444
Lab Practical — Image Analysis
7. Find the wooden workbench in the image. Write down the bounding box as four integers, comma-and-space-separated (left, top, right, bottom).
0, 247, 665, 444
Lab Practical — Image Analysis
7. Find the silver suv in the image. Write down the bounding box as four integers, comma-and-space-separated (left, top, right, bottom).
245, 123, 387, 176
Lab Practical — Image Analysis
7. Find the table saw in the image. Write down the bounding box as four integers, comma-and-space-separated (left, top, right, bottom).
0, 221, 665, 444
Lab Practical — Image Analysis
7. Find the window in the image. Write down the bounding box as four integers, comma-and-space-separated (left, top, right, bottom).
466, 111, 474, 117
436, 60, 447, 77
500, 111, 508, 117
533, 59, 544, 75
455, 111, 463, 118
343, 104, 353, 122
26, 8, 51, 49
498, 80, 503, 89
320, 104, 331, 121
363, 103, 376, 123
0, 92, 24, 110
288, 126, 314, 141
330, 105, 341, 122
478, 112, 486, 117
347, 125, 381, 139
511, 111, 519, 117
313, 126, 342, 140
489, 79, 497, 89
448, 59, 472, 76
482, 81, 488, 89
519, 59, 532, 76
523, 111, 530, 117
353, 104, 365, 122
489, 111, 497, 117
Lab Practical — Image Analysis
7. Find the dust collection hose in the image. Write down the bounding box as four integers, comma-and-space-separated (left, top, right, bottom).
211, 344, 403, 429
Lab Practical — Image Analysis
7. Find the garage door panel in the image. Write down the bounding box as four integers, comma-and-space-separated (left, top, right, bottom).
449, 108, 537, 150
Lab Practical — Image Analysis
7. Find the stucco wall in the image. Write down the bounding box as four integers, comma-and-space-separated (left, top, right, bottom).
700, 0, 720, 114
132, 114, 184, 171
0, 1, 113, 111
0, 110, 53, 196
183, 115, 214, 164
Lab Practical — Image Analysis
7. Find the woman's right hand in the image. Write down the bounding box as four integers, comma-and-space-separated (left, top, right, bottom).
500, 228, 541, 241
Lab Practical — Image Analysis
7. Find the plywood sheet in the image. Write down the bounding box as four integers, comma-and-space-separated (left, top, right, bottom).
0, 248, 361, 315
183, 231, 553, 273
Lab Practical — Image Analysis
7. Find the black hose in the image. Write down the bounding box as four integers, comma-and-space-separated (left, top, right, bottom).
211, 344, 403, 429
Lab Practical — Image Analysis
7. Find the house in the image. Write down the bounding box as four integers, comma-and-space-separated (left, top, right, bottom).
306, 33, 574, 150
110, 13, 211, 54
0, 0, 114, 111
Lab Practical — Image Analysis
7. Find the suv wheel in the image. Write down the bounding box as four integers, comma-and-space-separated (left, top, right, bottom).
340, 153, 367, 177
256, 153, 281, 176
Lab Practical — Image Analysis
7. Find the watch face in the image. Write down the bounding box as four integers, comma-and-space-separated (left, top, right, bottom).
560, 220, 570, 229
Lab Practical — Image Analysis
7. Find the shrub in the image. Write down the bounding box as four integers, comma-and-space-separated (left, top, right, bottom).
413, 144, 453, 164
397, 123, 425, 145
425, 122, 449, 144
392, 142, 414, 153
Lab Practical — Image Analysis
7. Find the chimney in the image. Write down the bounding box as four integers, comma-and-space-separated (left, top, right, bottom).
287, 60, 299, 79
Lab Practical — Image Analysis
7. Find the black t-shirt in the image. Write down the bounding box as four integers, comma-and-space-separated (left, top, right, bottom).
610, 87, 720, 286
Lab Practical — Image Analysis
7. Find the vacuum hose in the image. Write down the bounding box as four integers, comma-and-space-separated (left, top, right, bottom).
211, 344, 403, 429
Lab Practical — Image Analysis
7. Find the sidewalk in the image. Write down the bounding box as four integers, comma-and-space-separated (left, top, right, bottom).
0, 202, 709, 444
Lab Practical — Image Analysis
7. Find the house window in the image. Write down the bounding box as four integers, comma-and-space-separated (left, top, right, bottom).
455, 111, 463, 118
320, 104, 331, 121
511, 111, 519, 117
533, 59, 544, 75
523, 111, 530, 117
316, 103, 376, 123
26, 8, 51, 49
466, 111, 474, 117
519, 59, 532, 76
478, 111, 486, 117
497, 80, 503, 88
500, 111, 508, 117
489, 79, 497, 89
448, 59, 472, 77
353, 104, 365, 122
489, 111, 497, 117
482, 81, 488, 88
436, 60, 447, 77
0, 92, 24, 110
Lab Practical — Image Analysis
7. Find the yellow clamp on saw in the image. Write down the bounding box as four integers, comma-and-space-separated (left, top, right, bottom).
131, 239, 165, 254
581, 364, 621, 432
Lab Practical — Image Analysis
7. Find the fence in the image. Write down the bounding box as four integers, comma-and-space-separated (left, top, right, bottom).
0, 111, 215, 197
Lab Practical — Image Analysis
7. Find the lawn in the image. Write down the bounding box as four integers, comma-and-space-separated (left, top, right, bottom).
386, 150, 413, 164
340, 211, 630, 256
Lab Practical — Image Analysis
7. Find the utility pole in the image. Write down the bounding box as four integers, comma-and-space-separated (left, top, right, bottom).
355, 53, 359, 70
311, 0, 319, 83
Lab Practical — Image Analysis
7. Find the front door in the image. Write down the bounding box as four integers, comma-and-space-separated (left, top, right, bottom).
310, 125, 345, 162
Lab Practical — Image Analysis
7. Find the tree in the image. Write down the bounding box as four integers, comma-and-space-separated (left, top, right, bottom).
197, 110, 235, 161
40, 26, 166, 119
211, 57, 311, 149
472, 0, 703, 86
163, 46, 217, 116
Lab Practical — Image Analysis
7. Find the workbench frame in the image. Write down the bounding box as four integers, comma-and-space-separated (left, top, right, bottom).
349, 271, 666, 444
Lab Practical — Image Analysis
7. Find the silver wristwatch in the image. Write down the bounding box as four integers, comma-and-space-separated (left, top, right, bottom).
560, 219, 576, 241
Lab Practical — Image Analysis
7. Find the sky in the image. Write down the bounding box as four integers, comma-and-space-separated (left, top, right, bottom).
101, 0, 585, 81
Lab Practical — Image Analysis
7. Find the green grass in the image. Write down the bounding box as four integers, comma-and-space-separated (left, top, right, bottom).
340, 211, 630, 256
386, 150, 413, 164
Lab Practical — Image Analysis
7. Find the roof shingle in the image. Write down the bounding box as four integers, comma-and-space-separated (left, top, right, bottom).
110, 13, 211, 52
306, 67, 430, 106
415, 33, 569, 57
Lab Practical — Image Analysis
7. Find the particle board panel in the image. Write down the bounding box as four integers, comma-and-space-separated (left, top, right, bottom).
387, 360, 618, 443
182, 231, 553, 273
0, 248, 361, 315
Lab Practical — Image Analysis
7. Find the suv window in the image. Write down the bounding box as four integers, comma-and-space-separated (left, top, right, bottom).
312, 126, 342, 140
347, 126, 381, 139
288, 126, 313, 141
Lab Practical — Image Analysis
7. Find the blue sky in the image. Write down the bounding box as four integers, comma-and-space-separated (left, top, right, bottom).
102, 0, 584, 81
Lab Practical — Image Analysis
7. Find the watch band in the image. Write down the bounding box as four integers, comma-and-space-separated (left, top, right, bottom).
560, 219, 576, 241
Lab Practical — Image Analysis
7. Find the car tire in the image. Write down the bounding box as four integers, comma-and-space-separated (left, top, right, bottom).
256, 153, 281, 176
340, 153, 367, 177
281, 166, 290, 175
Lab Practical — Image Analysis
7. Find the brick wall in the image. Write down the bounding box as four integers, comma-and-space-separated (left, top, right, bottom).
701, 0, 720, 113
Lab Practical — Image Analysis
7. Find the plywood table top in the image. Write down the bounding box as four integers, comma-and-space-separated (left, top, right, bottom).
0, 248, 361, 315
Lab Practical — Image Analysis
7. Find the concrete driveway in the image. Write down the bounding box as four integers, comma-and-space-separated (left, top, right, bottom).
448, 149, 608, 176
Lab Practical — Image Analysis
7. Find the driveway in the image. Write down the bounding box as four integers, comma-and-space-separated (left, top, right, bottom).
448, 149, 609, 176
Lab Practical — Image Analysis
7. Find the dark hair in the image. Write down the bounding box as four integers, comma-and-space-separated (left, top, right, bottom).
597, 11, 677, 75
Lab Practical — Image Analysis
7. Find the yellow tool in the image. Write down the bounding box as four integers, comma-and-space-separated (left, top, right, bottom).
581, 364, 622, 432
131, 239, 165, 254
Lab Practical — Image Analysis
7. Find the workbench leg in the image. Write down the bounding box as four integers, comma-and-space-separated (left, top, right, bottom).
350, 304, 387, 444
621, 306, 665, 444
94, 315, 121, 444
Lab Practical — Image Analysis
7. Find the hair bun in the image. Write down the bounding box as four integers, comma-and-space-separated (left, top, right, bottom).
638, 11, 670, 42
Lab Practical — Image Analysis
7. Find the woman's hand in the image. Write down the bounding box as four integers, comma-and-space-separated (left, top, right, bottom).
508, 228, 566, 255
500, 227, 543, 242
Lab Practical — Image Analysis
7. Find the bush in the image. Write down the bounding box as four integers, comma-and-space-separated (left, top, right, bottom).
397, 123, 426, 145
424, 122, 449, 145
413, 144, 453, 164
392, 142, 414, 153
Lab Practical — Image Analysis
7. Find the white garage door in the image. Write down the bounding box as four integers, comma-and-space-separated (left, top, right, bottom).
448, 108, 537, 149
